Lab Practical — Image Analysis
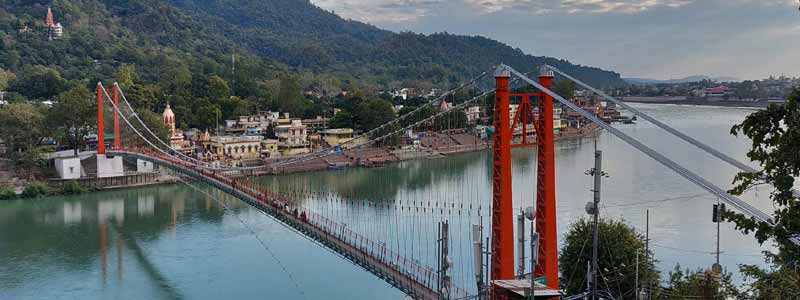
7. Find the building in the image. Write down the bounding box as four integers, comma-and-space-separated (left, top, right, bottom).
439, 100, 453, 112
260, 139, 280, 158
162, 103, 186, 150
275, 119, 311, 156
703, 86, 732, 99
224, 111, 280, 135
321, 128, 360, 148
301, 116, 329, 133
206, 135, 264, 160
390, 88, 413, 101
45, 7, 63, 40
464, 106, 481, 124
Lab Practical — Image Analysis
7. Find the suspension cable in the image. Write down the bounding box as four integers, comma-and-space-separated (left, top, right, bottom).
504, 66, 786, 239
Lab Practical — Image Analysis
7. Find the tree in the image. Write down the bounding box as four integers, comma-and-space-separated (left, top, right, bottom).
277, 76, 304, 117
0, 68, 15, 91
13, 65, 67, 100
353, 98, 395, 132
49, 85, 95, 156
729, 87, 800, 256
728, 87, 800, 297
0, 103, 46, 162
559, 218, 659, 298
329, 109, 354, 129
207, 75, 231, 102
554, 80, 577, 100
114, 64, 139, 89
662, 265, 739, 300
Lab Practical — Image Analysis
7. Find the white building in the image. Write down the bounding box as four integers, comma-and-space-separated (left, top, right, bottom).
464, 106, 481, 124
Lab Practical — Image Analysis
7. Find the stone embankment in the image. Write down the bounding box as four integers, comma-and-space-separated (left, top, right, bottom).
263, 126, 600, 175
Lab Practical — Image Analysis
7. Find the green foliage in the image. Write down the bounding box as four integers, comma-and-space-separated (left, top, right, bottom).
207, 75, 231, 102
434, 110, 469, 130
277, 76, 305, 117
114, 64, 139, 89
0, 186, 16, 200
21, 182, 49, 198
329, 110, 354, 129
0, 103, 47, 163
554, 80, 577, 99
728, 87, 800, 298
729, 87, 800, 257
11, 65, 66, 100
662, 265, 739, 300
48, 85, 95, 156
1, 0, 624, 132
0, 68, 16, 91
736, 255, 800, 300
60, 180, 86, 195
352, 97, 395, 132
559, 218, 659, 298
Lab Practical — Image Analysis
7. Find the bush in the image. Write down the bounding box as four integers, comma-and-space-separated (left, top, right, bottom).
0, 186, 16, 200
61, 180, 86, 195
21, 182, 49, 198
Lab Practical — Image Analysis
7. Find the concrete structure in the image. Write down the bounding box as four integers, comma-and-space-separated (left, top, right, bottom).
137, 159, 154, 173
54, 157, 82, 179
207, 135, 264, 160
96, 154, 124, 178
275, 119, 310, 155
301, 116, 329, 133
465, 106, 481, 124
260, 139, 280, 158
322, 128, 354, 147
224, 111, 280, 135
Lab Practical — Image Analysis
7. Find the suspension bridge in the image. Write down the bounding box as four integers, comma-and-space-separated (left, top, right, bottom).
88, 64, 797, 300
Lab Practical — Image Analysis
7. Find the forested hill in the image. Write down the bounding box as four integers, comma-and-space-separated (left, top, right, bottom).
168, 0, 624, 87
2, 0, 624, 88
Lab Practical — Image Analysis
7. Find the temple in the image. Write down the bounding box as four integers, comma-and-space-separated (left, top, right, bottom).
45, 7, 63, 40
162, 103, 186, 150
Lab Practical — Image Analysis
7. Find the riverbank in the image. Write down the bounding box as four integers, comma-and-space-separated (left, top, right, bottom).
622, 96, 774, 108
2, 173, 180, 201
261, 125, 602, 175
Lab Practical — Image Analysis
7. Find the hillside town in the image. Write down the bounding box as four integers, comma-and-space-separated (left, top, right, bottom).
149, 91, 614, 174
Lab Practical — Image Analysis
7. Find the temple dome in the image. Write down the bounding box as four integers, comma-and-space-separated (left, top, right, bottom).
162, 103, 175, 125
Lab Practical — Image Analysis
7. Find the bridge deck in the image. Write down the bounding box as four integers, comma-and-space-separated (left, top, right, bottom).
110, 149, 466, 300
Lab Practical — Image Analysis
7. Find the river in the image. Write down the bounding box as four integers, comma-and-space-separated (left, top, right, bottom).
0, 103, 775, 299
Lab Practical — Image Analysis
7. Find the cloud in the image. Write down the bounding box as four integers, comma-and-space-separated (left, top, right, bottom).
311, 0, 800, 79
463, 0, 694, 15
312, 0, 447, 24
313, 0, 699, 24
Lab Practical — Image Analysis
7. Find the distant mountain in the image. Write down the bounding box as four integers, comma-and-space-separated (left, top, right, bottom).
624, 75, 741, 85
1, 0, 626, 90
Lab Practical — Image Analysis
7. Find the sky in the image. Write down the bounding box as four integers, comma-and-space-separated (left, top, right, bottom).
311, 0, 800, 80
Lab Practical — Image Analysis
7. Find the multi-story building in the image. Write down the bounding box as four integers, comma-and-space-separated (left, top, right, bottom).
464, 106, 481, 124
206, 135, 264, 160
275, 119, 311, 156
224, 111, 280, 135
301, 116, 329, 133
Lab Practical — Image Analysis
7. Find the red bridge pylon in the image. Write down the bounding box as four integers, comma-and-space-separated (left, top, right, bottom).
491, 66, 558, 296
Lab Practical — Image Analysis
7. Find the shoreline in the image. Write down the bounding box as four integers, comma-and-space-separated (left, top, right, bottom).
621, 98, 771, 109
261, 125, 603, 176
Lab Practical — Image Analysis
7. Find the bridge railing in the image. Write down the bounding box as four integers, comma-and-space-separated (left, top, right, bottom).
111, 148, 470, 299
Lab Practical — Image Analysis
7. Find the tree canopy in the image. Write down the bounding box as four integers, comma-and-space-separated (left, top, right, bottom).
559, 218, 659, 299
